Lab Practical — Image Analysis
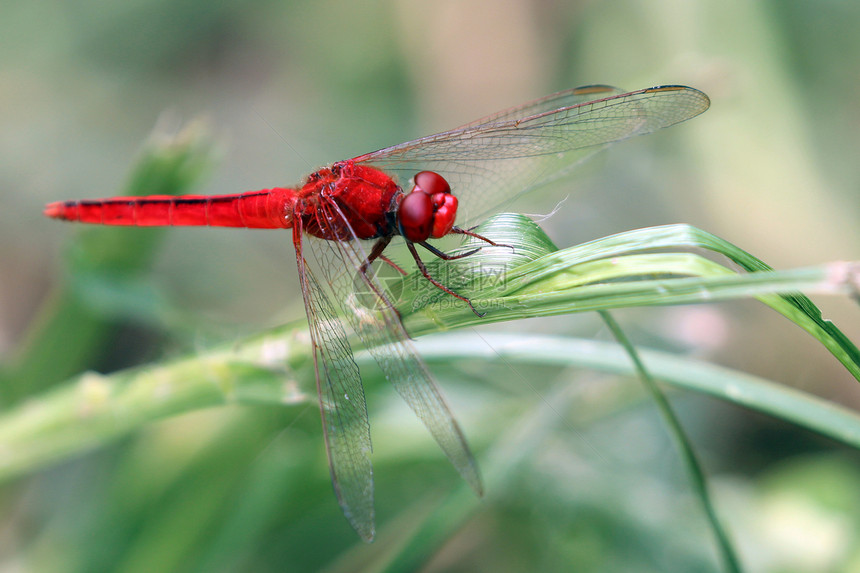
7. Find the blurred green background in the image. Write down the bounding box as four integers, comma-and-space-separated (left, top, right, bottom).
3, 0, 860, 571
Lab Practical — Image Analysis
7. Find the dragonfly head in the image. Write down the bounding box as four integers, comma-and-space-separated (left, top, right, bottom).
397, 171, 457, 242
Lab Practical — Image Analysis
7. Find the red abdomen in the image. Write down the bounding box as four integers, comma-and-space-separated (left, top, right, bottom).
44, 162, 402, 239
44, 188, 297, 229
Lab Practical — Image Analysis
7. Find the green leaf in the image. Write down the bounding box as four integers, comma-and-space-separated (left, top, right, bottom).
400, 217, 860, 382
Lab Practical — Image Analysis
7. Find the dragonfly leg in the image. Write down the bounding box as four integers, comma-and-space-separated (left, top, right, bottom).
379, 255, 407, 275
450, 226, 514, 251
355, 235, 405, 321
419, 241, 480, 261
359, 235, 393, 274
406, 242, 484, 317
357, 235, 407, 276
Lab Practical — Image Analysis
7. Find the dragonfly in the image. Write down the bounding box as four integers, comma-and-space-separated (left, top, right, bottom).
45, 84, 710, 541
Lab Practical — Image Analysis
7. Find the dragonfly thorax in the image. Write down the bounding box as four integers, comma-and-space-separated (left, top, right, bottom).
296, 161, 401, 241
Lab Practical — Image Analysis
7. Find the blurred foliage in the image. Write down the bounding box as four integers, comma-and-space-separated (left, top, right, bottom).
3, 0, 860, 571
2, 121, 217, 403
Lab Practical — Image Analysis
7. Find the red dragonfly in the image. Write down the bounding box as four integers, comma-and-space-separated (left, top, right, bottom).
45, 84, 710, 541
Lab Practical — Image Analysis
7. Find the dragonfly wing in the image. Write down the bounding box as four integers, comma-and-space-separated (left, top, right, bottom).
458, 84, 625, 128
293, 229, 375, 541
304, 200, 483, 497
356, 85, 710, 225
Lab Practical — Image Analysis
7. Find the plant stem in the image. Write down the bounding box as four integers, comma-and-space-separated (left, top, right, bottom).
599, 310, 743, 573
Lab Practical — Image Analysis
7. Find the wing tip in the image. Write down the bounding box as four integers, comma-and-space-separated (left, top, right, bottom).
356, 522, 376, 543
341, 496, 376, 542
646, 84, 711, 107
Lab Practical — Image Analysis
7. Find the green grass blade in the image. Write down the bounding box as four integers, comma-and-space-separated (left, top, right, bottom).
0, 331, 308, 482
410, 333, 860, 450
600, 311, 742, 573
400, 217, 860, 382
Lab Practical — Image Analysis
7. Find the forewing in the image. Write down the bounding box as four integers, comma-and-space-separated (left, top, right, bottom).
293, 229, 375, 541
458, 84, 625, 128
355, 85, 710, 225
304, 200, 483, 497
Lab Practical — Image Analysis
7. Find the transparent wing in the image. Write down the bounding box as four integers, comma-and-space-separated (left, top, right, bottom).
355, 85, 710, 225
458, 84, 625, 128
293, 228, 375, 541
304, 199, 483, 500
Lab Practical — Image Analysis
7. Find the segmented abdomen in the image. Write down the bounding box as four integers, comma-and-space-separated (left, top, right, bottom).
43, 188, 295, 229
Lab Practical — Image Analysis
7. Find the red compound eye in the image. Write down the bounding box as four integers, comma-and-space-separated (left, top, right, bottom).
430, 192, 457, 238
413, 171, 450, 195
398, 190, 434, 242
397, 171, 457, 242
